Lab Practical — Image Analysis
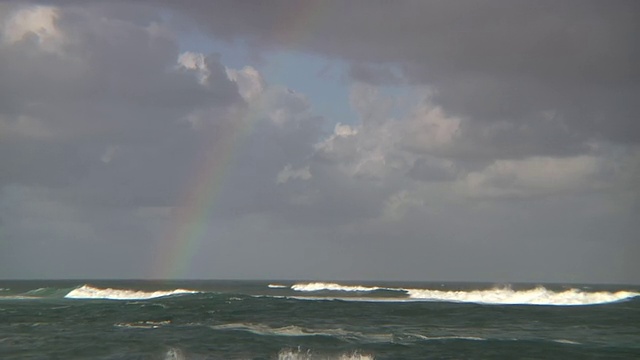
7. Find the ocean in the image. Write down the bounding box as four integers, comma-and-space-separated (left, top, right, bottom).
0, 280, 638, 359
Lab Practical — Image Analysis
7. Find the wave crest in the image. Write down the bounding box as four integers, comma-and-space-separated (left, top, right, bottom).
406, 286, 639, 305
288, 282, 638, 305
268, 284, 288, 289
291, 282, 397, 292
64, 285, 199, 300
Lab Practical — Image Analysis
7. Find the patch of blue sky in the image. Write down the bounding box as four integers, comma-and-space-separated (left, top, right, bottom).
175, 28, 351, 127
260, 51, 354, 130
176, 28, 417, 133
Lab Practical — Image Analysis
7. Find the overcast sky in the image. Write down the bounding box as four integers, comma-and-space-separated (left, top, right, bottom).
1, 0, 638, 283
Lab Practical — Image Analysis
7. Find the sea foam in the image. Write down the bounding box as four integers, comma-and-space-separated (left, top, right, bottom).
289, 282, 638, 306
268, 284, 288, 289
211, 322, 393, 343
405, 286, 639, 306
277, 348, 374, 360
291, 282, 397, 292
64, 285, 198, 300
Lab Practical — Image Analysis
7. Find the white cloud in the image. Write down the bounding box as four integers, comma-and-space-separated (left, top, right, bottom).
460, 155, 606, 198
383, 190, 424, 220
3, 5, 64, 53
276, 164, 312, 184
226, 66, 265, 102
177, 51, 210, 85
403, 102, 461, 152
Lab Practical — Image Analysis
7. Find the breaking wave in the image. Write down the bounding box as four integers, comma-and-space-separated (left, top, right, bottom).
405, 286, 639, 306
64, 285, 199, 300
287, 282, 638, 306
268, 284, 288, 289
291, 282, 399, 292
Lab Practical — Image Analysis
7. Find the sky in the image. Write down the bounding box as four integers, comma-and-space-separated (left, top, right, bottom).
0, 0, 638, 284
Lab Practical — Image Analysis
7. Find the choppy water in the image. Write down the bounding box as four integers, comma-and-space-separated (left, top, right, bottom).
1, 280, 639, 359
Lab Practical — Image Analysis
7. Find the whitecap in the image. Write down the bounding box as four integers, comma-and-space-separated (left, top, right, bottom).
65, 285, 199, 300
406, 333, 486, 341
114, 320, 170, 329
405, 286, 639, 306
291, 282, 400, 292
553, 339, 581, 345
268, 284, 288, 289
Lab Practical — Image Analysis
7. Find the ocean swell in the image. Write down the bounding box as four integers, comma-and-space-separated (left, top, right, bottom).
64, 285, 199, 300
291, 282, 399, 293
405, 286, 639, 306
287, 282, 639, 306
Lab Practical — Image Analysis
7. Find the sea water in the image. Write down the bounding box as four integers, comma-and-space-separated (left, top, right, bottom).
1, 280, 638, 359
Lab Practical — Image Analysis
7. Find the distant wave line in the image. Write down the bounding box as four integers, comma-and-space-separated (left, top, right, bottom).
288, 282, 639, 306
64, 285, 199, 300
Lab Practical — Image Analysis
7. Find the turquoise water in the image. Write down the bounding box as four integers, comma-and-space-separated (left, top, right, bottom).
1, 280, 639, 359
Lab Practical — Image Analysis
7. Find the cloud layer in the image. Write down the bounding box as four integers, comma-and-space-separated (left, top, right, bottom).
1, 1, 638, 283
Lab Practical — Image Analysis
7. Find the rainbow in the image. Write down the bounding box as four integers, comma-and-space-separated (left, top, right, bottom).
152, 2, 335, 279
153, 105, 255, 279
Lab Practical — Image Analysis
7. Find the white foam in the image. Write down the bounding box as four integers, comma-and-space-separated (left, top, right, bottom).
279, 282, 639, 306
268, 284, 288, 289
553, 339, 581, 345
407, 333, 486, 341
291, 282, 397, 292
64, 285, 199, 300
114, 320, 170, 329
0, 295, 41, 300
164, 348, 186, 360
406, 286, 639, 306
277, 348, 374, 360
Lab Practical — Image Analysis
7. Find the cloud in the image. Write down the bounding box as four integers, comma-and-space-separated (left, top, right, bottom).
3, 5, 64, 53
163, 0, 639, 152
459, 155, 608, 198
276, 164, 311, 184
1, 1, 638, 283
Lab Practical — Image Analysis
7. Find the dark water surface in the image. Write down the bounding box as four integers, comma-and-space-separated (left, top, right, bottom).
1, 280, 638, 359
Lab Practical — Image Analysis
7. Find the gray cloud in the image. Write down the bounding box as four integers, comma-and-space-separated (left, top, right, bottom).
1, 1, 638, 283
155, 0, 640, 153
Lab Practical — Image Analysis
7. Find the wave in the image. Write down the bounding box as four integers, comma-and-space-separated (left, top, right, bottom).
268, 284, 288, 289
277, 348, 374, 360
0, 286, 73, 300
553, 339, 581, 345
405, 286, 639, 306
291, 282, 399, 292
287, 282, 639, 306
0, 295, 42, 300
210, 322, 393, 343
114, 320, 171, 329
64, 285, 199, 300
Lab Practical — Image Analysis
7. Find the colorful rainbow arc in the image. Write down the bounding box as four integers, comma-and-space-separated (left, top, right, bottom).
153, 2, 332, 279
